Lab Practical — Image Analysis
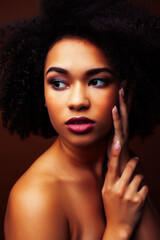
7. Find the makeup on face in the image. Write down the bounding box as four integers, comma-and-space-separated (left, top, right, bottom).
65, 116, 95, 134
44, 38, 119, 146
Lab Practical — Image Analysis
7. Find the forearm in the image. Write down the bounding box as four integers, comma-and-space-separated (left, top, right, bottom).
102, 227, 131, 240
131, 196, 160, 240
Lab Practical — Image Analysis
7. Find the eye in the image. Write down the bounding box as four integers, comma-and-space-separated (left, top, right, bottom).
89, 78, 111, 87
48, 79, 68, 90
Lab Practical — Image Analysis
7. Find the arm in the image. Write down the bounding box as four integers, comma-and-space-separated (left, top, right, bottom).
4, 179, 69, 240
104, 88, 160, 240
119, 88, 160, 240
102, 137, 148, 240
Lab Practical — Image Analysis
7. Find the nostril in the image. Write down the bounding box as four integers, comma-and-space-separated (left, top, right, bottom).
69, 104, 89, 111
68, 87, 90, 110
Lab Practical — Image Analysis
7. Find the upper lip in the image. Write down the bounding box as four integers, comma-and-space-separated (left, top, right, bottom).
65, 117, 95, 125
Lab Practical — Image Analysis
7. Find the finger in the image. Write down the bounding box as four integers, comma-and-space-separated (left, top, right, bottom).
125, 174, 144, 197
118, 157, 139, 191
112, 106, 123, 142
134, 185, 149, 208
138, 185, 149, 201
105, 138, 121, 183
119, 88, 128, 136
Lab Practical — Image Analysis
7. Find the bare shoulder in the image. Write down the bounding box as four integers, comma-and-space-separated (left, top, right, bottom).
4, 154, 69, 240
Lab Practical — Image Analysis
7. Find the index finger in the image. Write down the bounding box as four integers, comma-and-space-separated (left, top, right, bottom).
105, 138, 121, 183
119, 88, 128, 136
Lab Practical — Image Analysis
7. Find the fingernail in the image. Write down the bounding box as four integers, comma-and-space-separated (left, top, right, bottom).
134, 156, 139, 161
114, 140, 120, 151
121, 88, 125, 97
113, 105, 118, 115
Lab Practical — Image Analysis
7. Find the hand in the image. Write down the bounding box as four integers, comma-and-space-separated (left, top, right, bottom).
102, 138, 149, 239
107, 88, 131, 174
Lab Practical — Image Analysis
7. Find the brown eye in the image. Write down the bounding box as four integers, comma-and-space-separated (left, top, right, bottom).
53, 81, 66, 88
48, 79, 68, 90
89, 78, 111, 87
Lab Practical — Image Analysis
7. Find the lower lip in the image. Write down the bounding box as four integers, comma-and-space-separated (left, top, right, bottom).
66, 123, 94, 134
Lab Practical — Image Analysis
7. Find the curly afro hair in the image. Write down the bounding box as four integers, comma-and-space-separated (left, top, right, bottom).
0, 0, 160, 139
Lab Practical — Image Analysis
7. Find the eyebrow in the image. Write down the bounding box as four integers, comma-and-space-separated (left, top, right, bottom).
46, 67, 115, 76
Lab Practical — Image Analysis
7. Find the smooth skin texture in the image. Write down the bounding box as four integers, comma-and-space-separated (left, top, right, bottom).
4, 38, 160, 240
44, 38, 119, 149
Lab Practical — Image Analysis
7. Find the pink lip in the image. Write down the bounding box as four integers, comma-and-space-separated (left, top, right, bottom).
65, 117, 94, 124
65, 117, 95, 134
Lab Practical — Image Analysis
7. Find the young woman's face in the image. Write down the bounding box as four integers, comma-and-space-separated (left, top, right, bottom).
44, 38, 120, 146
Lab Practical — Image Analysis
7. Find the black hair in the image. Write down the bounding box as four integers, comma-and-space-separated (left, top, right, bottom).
0, 0, 160, 139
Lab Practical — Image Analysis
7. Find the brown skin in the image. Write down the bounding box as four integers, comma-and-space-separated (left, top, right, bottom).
4, 38, 160, 240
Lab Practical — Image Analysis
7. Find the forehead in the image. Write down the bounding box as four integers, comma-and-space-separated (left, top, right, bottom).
44, 38, 111, 71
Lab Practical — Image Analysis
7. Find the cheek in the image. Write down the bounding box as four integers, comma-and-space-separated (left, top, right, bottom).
93, 88, 119, 131
45, 92, 61, 125
94, 88, 119, 116
44, 91, 68, 132
97, 103, 113, 127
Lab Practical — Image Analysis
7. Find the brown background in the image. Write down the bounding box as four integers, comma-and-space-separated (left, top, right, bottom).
0, 0, 160, 239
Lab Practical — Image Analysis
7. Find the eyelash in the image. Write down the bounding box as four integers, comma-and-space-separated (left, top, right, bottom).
48, 77, 111, 90
89, 78, 111, 87
48, 79, 68, 90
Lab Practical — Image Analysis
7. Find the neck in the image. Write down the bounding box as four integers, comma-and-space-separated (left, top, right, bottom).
55, 136, 108, 179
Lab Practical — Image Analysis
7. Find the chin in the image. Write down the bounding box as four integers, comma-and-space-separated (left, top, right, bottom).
62, 132, 108, 148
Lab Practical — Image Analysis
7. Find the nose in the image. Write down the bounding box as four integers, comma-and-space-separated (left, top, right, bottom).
68, 82, 90, 111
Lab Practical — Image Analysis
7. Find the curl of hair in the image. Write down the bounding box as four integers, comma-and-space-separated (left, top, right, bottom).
0, 0, 160, 139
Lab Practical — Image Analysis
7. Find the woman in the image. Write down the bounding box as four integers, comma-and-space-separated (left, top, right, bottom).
1, 0, 160, 239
